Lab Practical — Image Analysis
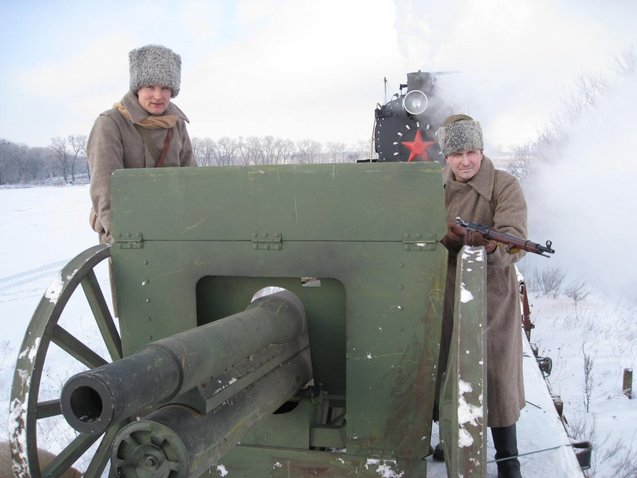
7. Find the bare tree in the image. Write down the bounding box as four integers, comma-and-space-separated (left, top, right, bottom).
294, 140, 323, 164
216, 137, 238, 166
236, 137, 250, 166
326, 141, 346, 163
4, 131, 380, 183
506, 143, 534, 180
191, 137, 216, 166
354, 139, 375, 162
582, 344, 594, 412
0, 139, 21, 184
565, 281, 590, 305
613, 47, 636, 75
191, 137, 205, 165
19, 148, 45, 183
50, 137, 72, 183
261, 136, 294, 165
68, 134, 87, 182
574, 72, 607, 108
244, 136, 264, 165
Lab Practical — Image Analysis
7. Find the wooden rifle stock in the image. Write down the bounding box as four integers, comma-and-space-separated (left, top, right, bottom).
453, 217, 555, 258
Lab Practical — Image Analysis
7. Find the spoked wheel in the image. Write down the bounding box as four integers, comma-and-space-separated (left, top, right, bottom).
9, 244, 123, 477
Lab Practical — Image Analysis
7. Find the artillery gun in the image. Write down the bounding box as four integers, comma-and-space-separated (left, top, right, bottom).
9, 71, 586, 477
10, 161, 494, 477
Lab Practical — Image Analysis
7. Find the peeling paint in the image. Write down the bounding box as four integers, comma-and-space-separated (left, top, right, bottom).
45, 272, 64, 302
364, 458, 405, 478
460, 283, 474, 303
184, 218, 205, 231
458, 427, 473, 448
9, 396, 29, 477
17, 338, 40, 362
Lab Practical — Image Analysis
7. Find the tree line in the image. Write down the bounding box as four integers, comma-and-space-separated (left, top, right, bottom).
0, 135, 372, 186
0, 135, 89, 185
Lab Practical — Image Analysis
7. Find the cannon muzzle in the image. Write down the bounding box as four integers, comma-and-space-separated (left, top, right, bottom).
61, 290, 311, 435
110, 349, 312, 477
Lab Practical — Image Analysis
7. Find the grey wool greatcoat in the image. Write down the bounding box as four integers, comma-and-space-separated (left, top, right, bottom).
441, 156, 527, 428
87, 90, 196, 242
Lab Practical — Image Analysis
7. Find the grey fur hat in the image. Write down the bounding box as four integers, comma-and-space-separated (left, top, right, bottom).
436, 114, 484, 157
129, 44, 181, 97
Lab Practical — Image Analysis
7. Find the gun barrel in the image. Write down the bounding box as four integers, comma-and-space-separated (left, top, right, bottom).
61, 290, 309, 434
110, 349, 313, 478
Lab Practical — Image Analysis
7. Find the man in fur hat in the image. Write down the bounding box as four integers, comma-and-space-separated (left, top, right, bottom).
88, 44, 197, 244
436, 114, 527, 478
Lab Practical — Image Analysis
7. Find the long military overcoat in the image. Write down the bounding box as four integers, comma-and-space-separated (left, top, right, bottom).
441, 156, 527, 428
87, 90, 196, 242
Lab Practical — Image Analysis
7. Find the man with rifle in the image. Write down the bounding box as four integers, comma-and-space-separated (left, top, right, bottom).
436, 114, 529, 478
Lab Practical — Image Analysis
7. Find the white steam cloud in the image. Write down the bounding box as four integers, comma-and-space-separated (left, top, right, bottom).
392, 0, 636, 147
392, 0, 637, 299
527, 68, 637, 299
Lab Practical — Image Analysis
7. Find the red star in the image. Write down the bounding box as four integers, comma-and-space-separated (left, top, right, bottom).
401, 129, 435, 162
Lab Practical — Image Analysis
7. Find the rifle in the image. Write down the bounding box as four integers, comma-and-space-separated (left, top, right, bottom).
452, 217, 555, 258
519, 281, 535, 340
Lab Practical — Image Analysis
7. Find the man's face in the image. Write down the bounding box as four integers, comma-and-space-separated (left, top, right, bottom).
137, 86, 172, 115
445, 149, 483, 182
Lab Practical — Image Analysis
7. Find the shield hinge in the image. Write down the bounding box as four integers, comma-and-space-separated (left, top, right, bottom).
252, 232, 282, 250
116, 232, 144, 249
402, 232, 437, 251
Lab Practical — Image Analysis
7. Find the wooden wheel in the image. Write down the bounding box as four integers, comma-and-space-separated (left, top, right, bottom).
9, 244, 122, 477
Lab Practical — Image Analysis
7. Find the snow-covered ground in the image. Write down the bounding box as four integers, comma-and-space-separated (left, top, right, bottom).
1, 184, 636, 477
530, 294, 637, 477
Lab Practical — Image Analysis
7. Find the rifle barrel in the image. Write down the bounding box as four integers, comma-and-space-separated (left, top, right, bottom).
454, 217, 555, 257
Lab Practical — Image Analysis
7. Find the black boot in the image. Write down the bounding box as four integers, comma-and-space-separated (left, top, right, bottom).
491, 425, 522, 478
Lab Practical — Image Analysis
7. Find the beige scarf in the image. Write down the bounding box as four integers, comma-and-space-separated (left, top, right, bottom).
114, 102, 178, 129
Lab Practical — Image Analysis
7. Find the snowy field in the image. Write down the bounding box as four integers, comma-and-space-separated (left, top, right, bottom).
1, 184, 636, 477
531, 294, 637, 476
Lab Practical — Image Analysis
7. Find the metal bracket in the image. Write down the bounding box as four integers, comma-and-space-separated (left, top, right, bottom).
251, 232, 282, 250
402, 232, 437, 251
116, 232, 144, 249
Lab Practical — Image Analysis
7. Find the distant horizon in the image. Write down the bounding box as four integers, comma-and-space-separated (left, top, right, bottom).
1, 0, 635, 150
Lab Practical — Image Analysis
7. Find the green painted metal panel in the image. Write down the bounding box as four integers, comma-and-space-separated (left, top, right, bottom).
439, 246, 488, 477
109, 162, 448, 476
197, 276, 347, 397
111, 163, 442, 242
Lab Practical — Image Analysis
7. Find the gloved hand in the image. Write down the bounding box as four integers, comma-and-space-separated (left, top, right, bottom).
464, 230, 497, 253
440, 223, 463, 254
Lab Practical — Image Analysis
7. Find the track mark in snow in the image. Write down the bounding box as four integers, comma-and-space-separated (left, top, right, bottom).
0, 260, 70, 303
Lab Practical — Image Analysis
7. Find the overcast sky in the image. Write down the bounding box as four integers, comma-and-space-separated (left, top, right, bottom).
1, 0, 635, 149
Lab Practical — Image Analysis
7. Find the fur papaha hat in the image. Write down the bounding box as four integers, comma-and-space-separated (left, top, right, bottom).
129, 44, 181, 98
436, 114, 484, 157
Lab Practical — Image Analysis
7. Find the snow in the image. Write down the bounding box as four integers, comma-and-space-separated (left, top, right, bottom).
365, 458, 405, 478
457, 379, 483, 448
217, 464, 229, 476
530, 294, 637, 476
1, 184, 636, 476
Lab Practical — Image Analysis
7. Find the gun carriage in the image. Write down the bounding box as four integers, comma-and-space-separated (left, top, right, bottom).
9, 72, 582, 478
